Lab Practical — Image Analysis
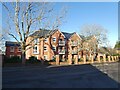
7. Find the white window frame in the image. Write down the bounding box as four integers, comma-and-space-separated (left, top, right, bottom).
44, 46, 47, 51
10, 46, 14, 52
10, 55, 14, 58
44, 38, 47, 42
17, 55, 21, 58
33, 45, 39, 54
34, 38, 39, 44
36, 55, 39, 60
44, 55, 47, 60
52, 37, 56, 42
52, 46, 56, 51
18, 46, 21, 52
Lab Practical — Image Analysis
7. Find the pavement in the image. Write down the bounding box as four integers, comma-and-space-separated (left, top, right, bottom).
2, 62, 120, 88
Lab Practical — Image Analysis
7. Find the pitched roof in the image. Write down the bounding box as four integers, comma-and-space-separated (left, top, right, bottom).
79, 35, 85, 40
62, 32, 74, 40
5, 41, 20, 47
30, 29, 57, 38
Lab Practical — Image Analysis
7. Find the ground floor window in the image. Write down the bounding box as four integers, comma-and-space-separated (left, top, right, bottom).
17, 55, 21, 59
44, 55, 47, 60
10, 55, 14, 58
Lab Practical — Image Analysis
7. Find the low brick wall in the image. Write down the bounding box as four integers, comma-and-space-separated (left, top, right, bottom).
60, 62, 68, 65
49, 62, 56, 65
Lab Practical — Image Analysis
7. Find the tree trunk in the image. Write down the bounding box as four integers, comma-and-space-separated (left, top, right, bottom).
22, 51, 26, 65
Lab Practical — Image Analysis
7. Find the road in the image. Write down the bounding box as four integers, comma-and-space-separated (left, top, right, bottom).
2, 62, 120, 88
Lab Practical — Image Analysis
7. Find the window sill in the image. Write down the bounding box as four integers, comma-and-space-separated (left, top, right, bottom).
33, 53, 39, 55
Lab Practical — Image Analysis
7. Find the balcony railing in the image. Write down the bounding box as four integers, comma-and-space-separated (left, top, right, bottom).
71, 50, 78, 54
71, 42, 78, 46
59, 41, 65, 46
58, 50, 65, 54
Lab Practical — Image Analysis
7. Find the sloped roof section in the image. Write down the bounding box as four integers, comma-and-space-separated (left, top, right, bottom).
79, 35, 85, 40
5, 41, 20, 47
30, 29, 57, 38
62, 32, 74, 40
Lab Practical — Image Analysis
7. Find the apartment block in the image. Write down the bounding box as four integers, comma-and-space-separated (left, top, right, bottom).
5, 29, 97, 63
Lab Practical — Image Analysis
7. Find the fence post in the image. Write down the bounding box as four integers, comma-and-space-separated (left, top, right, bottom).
74, 55, 78, 64
83, 55, 86, 64
97, 54, 100, 63
68, 54, 72, 65
56, 55, 60, 65
91, 55, 94, 63
103, 54, 106, 62
108, 56, 111, 62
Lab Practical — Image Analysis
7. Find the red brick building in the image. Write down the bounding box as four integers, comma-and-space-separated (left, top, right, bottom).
5, 41, 22, 58
5, 29, 97, 63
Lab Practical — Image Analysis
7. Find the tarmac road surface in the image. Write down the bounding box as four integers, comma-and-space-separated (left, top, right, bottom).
2, 62, 120, 88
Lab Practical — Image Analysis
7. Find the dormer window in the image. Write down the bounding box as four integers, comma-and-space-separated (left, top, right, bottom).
34, 38, 39, 44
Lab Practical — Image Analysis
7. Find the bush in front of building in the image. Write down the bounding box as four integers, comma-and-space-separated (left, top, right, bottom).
4, 56, 22, 63
26, 56, 41, 64
78, 58, 84, 62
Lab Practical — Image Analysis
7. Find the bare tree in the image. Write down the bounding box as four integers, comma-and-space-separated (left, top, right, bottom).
80, 24, 108, 50
81, 24, 108, 44
2, 1, 67, 64
0, 26, 9, 54
79, 24, 108, 60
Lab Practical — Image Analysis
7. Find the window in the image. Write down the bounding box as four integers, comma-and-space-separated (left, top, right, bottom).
18, 47, 21, 52
53, 37, 56, 42
44, 38, 47, 42
10, 47, 14, 52
36, 55, 39, 60
17, 55, 21, 58
52, 46, 56, 51
33, 45, 39, 54
34, 38, 39, 44
44, 55, 47, 60
10, 55, 14, 58
44, 46, 47, 51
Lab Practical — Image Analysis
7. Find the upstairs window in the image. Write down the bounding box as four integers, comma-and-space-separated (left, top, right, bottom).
18, 47, 21, 52
10, 47, 14, 52
33, 45, 39, 54
53, 37, 56, 42
34, 38, 39, 44
52, 46, 56, 51
44, 38, 47, 42
44, 46, 47, 51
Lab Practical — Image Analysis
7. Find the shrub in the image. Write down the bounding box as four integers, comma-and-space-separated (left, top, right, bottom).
44, 60, 50, 65
49, 59, 55, 62
5, 56, 22, 63
26, 56, 41, 64
78, 58, 83, 62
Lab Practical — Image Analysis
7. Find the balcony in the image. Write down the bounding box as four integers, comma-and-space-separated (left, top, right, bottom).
58, 50, 65, 54
59, 41, 65, 46
71, 50, 78, 54
71, 42, 78, 46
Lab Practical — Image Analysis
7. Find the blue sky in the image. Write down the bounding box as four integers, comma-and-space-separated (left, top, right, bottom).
1, 2, 118, 48
55, 2, 118, 48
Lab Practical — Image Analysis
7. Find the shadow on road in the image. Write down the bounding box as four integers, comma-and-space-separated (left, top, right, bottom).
2, 62, 120, 88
